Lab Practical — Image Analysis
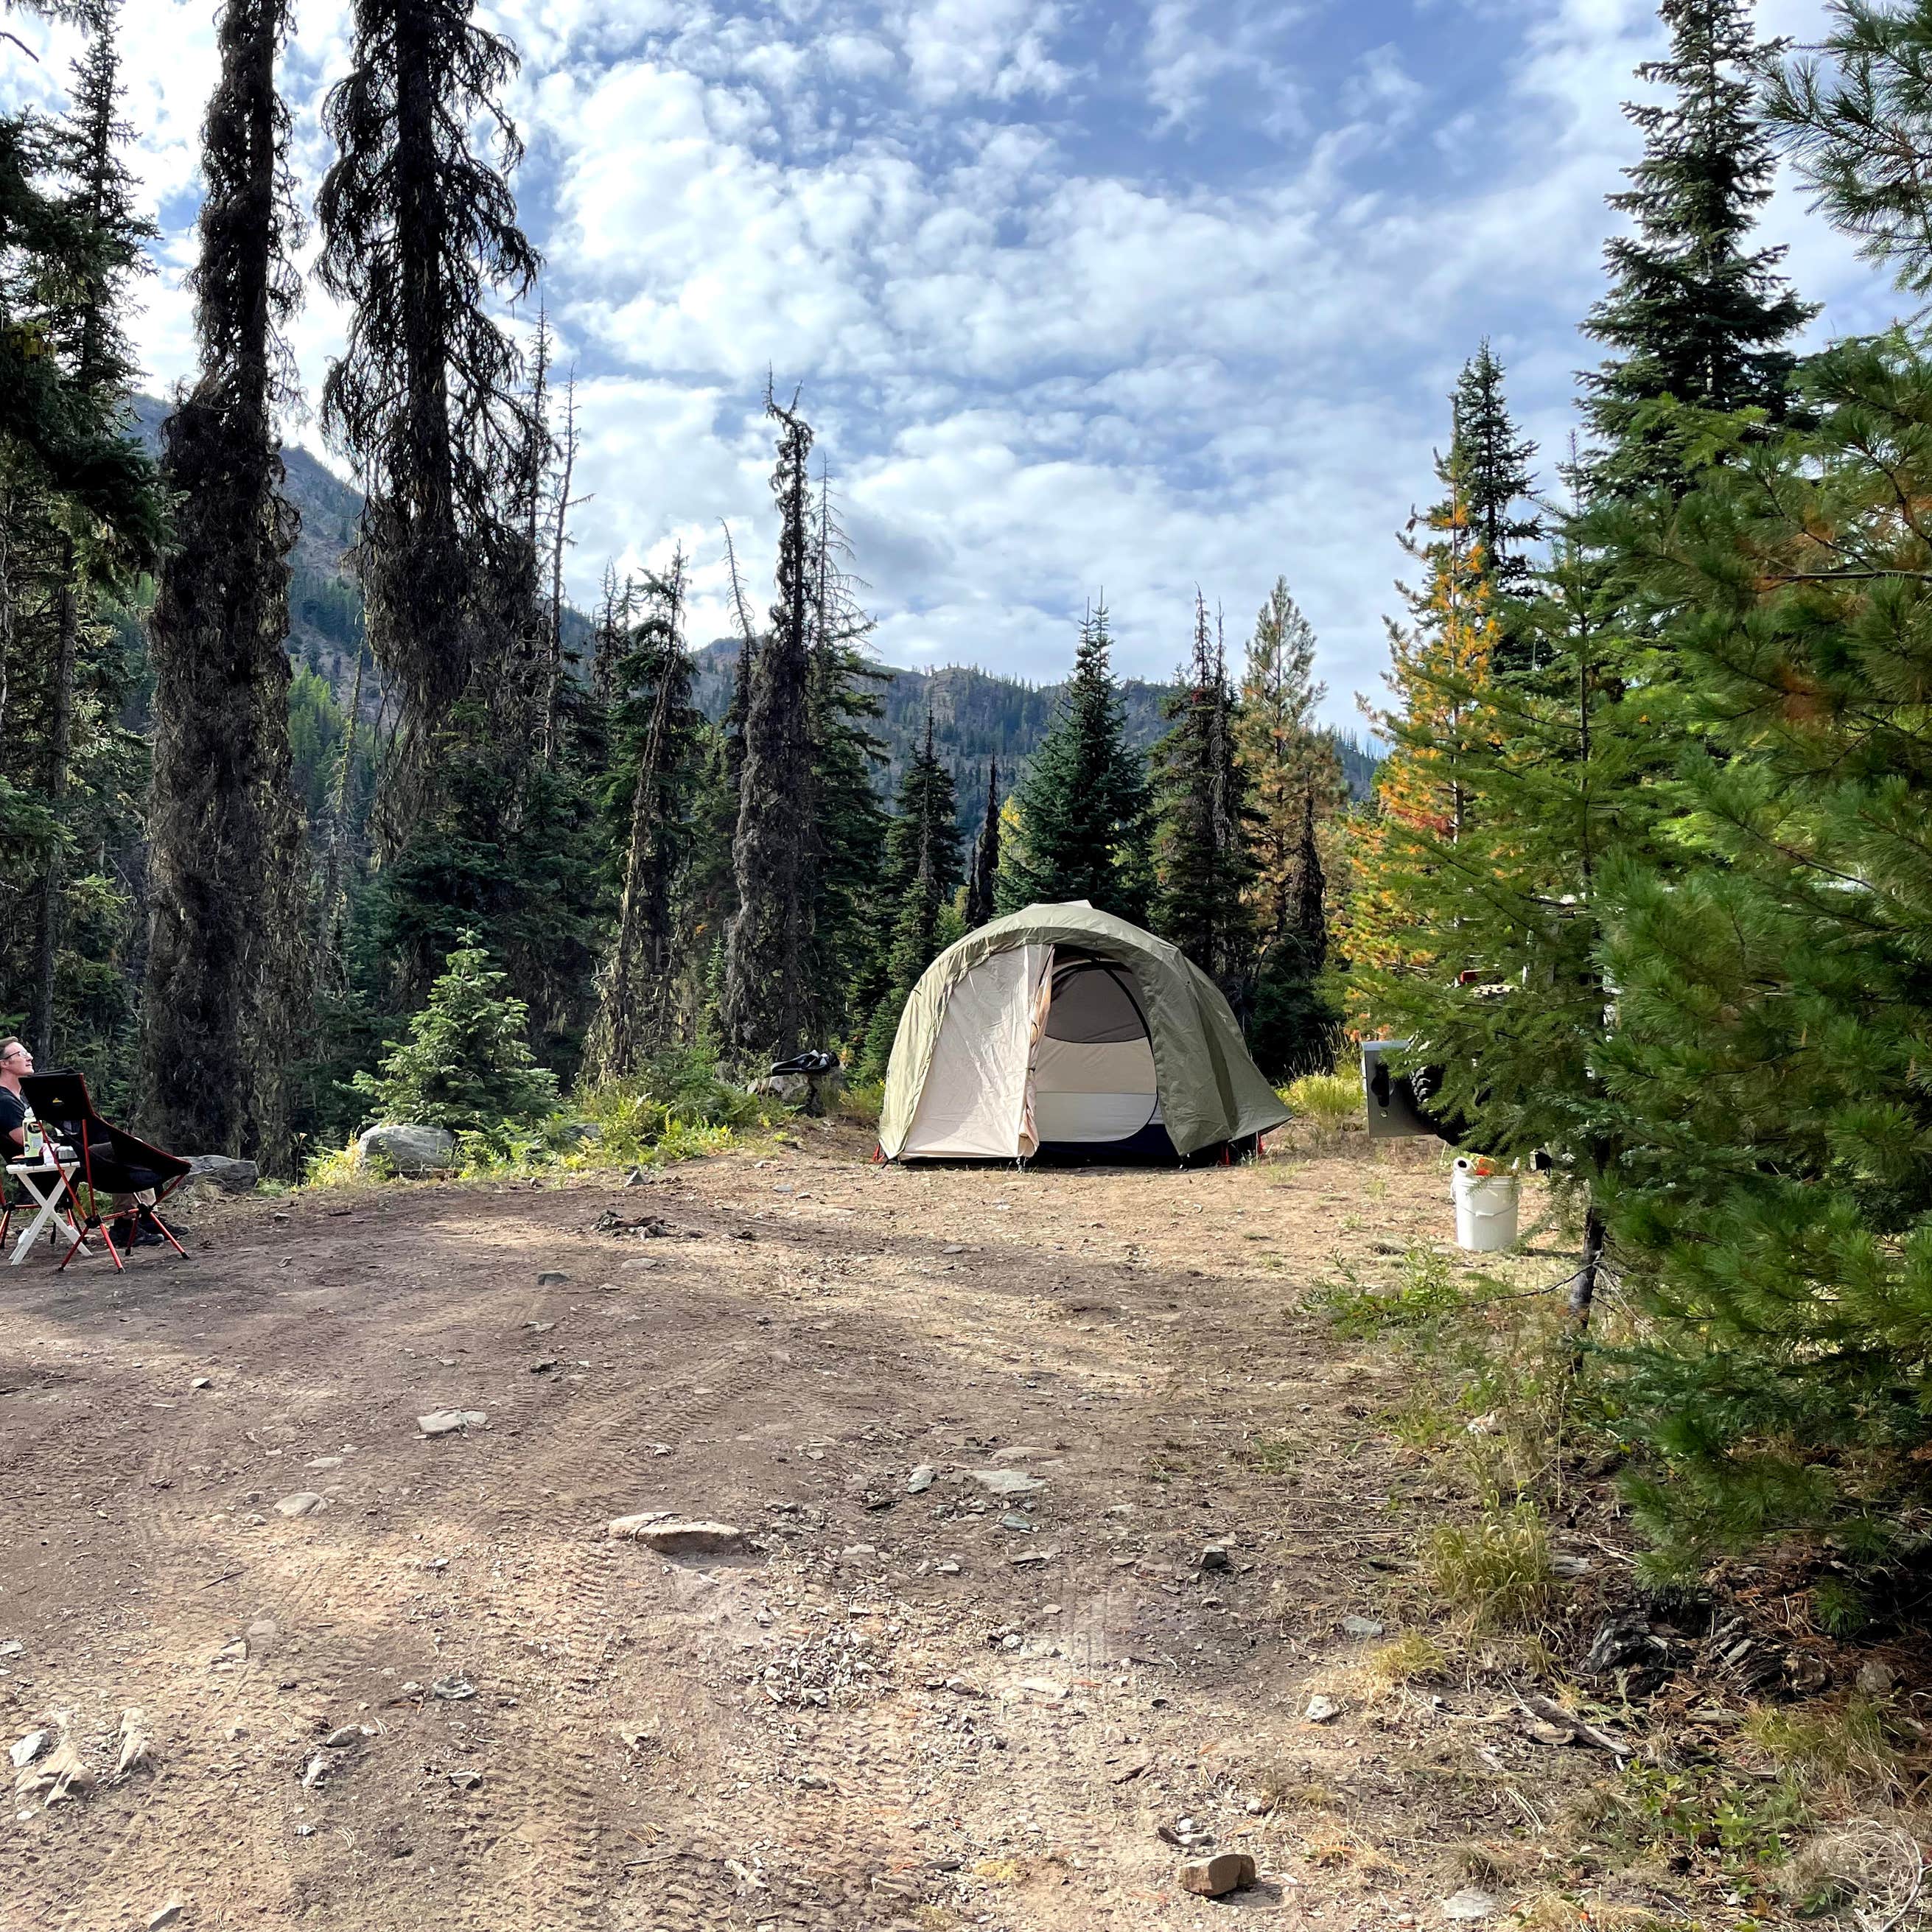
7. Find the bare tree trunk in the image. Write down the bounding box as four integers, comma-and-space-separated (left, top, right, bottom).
542, 373, 578, 764
1569, 1202, 1606, 1332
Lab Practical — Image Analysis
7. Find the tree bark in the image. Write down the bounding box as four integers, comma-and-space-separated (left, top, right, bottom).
1569, 1201, 1606, 1334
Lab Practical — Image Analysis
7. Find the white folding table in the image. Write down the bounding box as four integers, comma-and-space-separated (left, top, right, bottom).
6, 1156, 89, 1266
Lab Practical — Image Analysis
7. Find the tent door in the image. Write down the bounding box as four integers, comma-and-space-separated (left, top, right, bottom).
900, 944, 1051, 1158
1030, 956, 1159, 1144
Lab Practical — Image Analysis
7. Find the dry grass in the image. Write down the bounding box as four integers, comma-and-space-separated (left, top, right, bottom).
1781, 1821, 1927, 1928
1746, 1699, 1908, 1796
1284, 1071, 1361, 1134
1424, 1504, 1561, 1631
1363, 1630, 1450, 1690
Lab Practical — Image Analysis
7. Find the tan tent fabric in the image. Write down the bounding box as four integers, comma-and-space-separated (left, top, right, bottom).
880, 903, 1291, 1160
900, 943, 1049, 1158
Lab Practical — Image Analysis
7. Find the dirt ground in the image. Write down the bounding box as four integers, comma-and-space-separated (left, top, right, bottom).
0, 1125, 1637, 1931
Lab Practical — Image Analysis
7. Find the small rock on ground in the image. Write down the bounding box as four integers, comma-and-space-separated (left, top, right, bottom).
607, 1513, 745, 1555
906, 1464, 936, 1494
1442, 1889, 1501, 1921
147, 1902, 186, 1932
1342, 1615, 1385, 1637
275, 1492, 326, 1518
417, 1410, 487, 1436
969, 1468, 1043, 1495
1305, 1693, 1341, 1723
1178, 1852, 1257, 1897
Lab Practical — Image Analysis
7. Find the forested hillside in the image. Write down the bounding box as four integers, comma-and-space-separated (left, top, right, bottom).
136, 392, 1380, 828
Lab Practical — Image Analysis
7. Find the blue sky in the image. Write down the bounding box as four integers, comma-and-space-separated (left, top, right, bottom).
1, 0, 1905, 724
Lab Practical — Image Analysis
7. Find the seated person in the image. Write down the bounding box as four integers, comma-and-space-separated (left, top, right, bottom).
1, 1036, 32, 1158
0, 1037, 164, 1248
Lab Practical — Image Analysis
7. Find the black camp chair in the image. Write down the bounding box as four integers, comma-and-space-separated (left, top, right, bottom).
18, 1071, 192, 1271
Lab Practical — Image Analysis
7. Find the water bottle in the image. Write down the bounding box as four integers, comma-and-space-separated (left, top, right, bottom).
22, 1113, 41, 1161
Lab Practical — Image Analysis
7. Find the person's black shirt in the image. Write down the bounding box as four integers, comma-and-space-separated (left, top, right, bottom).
0, 1087, 27, 1158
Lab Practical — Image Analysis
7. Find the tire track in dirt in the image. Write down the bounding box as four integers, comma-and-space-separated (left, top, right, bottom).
29, 1249, 564, 1932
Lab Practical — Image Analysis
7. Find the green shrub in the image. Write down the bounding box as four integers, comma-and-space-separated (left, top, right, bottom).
574, 1047, 769, 1165
350, 937, 558, 1134
1312, 1244, 1466, 1337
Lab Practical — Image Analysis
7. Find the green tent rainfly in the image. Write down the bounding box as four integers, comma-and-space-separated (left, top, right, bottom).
879, 903, 1291, 1162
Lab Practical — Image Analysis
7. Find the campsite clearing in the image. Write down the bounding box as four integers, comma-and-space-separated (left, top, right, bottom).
0, 1127, 1704, 1929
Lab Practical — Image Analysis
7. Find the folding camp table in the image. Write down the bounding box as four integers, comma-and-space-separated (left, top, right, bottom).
17, 1072, 192, 1273
4, 1154, 91, 1265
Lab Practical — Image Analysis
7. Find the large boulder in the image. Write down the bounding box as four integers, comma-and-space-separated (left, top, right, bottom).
182, 1154, 259, 1195
356, 1124, 455, 1177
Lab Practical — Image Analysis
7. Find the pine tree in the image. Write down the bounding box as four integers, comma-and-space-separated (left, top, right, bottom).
964, 757, 999, 930
584, 553, 701, 1079
1352, 441, 1668, 1330
720, 387, 816, 1062
1233, 579, 1345, 1077
803, 472, 889, 1050
1449, 343, 1542, 679
315, 0, 540, 850
1767, 3, 1932, 297
1582, 0, 1816, 499
1150, 592, 1250, 991
24, 4, 155, 1065
0, 88, 160, 556
1452, 345, 1541, 598
1593, 337, 1932, 1578
860, 710, 961, 1077
1346, 477, 1499, 984
995, 600, 1149, 921
141, 0, 311, 1171
350, 933, 557, 1133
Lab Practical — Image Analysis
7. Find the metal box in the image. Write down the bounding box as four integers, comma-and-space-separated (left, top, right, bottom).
1360, 1038, 1451, 1141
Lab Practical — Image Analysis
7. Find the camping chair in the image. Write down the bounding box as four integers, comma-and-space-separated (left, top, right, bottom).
18, 1072, 192, 1271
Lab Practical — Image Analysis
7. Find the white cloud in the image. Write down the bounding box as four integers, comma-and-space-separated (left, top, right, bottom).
0, 0, 1910, 727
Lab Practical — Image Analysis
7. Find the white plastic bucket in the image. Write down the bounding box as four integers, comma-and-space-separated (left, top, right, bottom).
1452, 1160, 1519, 1253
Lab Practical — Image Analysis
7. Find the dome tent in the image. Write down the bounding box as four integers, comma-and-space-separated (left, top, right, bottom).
879, 903, 1291, 1162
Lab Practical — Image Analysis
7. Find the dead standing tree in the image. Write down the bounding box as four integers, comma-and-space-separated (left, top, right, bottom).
141, 0, 310, 1169
315, 0, 539, 861
720, 385, 817, 1065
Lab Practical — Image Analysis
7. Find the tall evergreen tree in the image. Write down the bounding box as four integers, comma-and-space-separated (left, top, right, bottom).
315, 0, 539, 852
860, 709, 961, 1077
584, 552, 701, 1079
1581, 0, 1815, 499
803, 471, 889, 1050
0, 22, 161, 561
964, 757, 999, 930
1451, 344, 1541, 599
1449, 343, 1542, 679
141, 0, 311, 1171
1598, 338, 1932, 1578
995, 600, 1149, 922
1233, 579, 1345, 1077
720, 388, 816, 1063
1150, 592, 1250, 991
25, 3, 154, 1064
